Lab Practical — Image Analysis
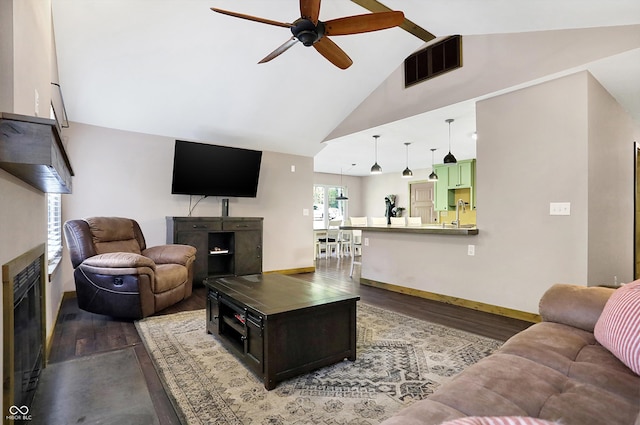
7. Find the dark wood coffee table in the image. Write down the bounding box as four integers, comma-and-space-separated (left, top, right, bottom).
204, 273, 360, 390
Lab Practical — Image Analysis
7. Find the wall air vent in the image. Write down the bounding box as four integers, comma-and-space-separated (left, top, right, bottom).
404, 35, 462, 88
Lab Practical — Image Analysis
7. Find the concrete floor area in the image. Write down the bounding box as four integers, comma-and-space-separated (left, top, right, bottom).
30, 347, 159, 425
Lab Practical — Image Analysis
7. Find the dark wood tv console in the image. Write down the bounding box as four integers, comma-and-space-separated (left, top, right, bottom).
204, 274, 360, 390
166, 216, 262, 283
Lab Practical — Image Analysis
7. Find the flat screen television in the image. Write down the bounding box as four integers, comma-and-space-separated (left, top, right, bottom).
171, 140, 262, 197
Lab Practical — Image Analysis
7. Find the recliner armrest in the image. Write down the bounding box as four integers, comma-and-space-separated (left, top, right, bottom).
142, 245, 196, 266
82, 252, 156, 270
538, 283, 615, 332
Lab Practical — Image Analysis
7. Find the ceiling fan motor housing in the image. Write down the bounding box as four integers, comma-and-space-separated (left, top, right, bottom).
291, 19, 324, 46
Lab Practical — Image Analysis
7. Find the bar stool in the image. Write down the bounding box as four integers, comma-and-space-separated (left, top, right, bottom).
348, 217, 367, 277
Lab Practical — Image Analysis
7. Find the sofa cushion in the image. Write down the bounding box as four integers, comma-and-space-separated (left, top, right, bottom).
594, 280, 640, 375
441, 417, 558, 425
539, 284, 614, 332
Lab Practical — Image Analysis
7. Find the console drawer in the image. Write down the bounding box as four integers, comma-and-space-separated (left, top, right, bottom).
222, 220, 262, 231
175, 220, 222, 232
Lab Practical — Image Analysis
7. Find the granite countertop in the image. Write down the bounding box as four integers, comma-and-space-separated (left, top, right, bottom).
340, 224, 479, 235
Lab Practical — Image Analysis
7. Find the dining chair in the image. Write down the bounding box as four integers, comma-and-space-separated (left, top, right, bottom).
339, 219, 352, 257
316, 220, 340, 260
348, 217, 367, 277
349, 229, 362, 278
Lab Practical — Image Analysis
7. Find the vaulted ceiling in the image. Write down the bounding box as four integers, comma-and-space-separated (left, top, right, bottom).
52, 1, 640, 176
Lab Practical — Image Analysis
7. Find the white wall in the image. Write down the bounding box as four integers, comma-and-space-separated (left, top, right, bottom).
586, 73, 638, 284
58, 123, 316, 293
326, 25, 640, 141
313, 172, 364, 218
361, 72, 637, 314
0, 0, 62, 413
362, 169, 432, 220
313, 170, 435, 223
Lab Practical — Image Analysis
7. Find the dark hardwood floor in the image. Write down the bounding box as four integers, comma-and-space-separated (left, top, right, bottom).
47, 257, 533, 425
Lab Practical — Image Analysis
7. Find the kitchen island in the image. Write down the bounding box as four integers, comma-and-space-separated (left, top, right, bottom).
338, 223, 538, 322
340, 223, 478, 236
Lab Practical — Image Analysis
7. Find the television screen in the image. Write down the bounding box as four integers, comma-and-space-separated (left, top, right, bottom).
171, 140, 262, 197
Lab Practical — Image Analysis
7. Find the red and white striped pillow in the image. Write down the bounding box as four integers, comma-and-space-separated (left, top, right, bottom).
440, 417, 559, 425
594, 279, 640, 375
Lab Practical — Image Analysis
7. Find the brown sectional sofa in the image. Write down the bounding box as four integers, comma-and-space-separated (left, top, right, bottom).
380, 284, 640, 425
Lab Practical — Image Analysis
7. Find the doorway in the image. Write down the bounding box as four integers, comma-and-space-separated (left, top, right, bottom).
409, 181, 436, 224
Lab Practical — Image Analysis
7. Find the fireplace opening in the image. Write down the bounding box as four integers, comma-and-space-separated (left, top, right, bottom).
2, 244, 46, 419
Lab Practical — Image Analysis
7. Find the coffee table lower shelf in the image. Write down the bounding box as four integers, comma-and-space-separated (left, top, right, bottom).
204, 274, 359, 390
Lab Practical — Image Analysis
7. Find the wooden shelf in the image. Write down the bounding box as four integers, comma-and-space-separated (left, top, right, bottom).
0, 112, 74, 193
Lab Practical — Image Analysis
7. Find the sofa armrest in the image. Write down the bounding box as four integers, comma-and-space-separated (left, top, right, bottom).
142, 245, 196, 266
82, 252, 156, 270
538, 283, 615, 332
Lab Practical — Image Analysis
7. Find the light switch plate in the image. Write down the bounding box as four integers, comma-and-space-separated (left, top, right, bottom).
549, 202, 571, 216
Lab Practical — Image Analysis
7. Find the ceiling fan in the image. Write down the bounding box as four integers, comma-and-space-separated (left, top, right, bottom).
211, 0, 405, 69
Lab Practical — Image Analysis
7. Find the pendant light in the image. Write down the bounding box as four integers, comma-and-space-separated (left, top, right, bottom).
402, 142, 413, 178
443, 118, 457, 165
336, 166, 349, 200
428, 148, 439, 181
370, 135, 382, 174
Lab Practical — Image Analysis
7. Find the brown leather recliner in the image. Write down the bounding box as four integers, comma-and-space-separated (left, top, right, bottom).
64, 217, 197, 319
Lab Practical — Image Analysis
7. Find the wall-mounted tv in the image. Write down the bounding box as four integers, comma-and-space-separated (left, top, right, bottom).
171, 140, 262, 198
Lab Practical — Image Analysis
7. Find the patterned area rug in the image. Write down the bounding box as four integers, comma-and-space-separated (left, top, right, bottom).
136, 303, 502, 425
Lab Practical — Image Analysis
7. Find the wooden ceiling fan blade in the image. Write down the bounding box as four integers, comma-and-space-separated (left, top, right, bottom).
324, 11, 404, 36
313, 37, 353, 69
300, 0, 321, 23
350, 0, 436, 42
210, 8, 293, 28
258, 37, 298, 64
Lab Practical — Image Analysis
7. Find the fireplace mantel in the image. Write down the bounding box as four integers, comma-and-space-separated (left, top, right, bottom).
0, 112, 74, 193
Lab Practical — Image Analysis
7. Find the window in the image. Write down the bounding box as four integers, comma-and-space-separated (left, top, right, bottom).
47, 193, 63, 268
313, 184, 347, 229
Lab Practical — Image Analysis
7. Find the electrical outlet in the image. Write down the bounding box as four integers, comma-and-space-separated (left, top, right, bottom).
468, 244, 475, 256
302, 208, 309, 216
549, 202, 571, 216
291, 165, 295, 172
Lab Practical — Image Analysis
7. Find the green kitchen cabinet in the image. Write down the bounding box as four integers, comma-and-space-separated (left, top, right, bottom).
447, 159, 475, 189
433, 164, 454, 211
433, 159, 476, 211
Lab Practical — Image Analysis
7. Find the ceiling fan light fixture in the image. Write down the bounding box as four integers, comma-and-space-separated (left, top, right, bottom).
443, 118, 457, 165
211, 5, 405, 69
370, 135, 382, 175
402, 142, 413, 178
